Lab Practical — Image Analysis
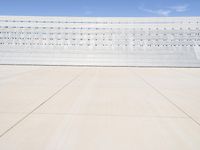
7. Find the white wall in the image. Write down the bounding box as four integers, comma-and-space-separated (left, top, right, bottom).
0, 16, 200, 67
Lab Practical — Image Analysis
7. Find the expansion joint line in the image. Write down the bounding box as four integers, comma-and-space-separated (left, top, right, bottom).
0, 68, 86, 138
133, 71, 200, 127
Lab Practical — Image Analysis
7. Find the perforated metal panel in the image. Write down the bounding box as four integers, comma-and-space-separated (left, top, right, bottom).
0, 16, 200, 67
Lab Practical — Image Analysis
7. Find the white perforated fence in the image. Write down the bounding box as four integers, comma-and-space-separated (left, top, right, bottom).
0, 16, 200, 67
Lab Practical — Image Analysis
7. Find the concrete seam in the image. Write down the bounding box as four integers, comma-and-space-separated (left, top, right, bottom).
30, 112, 188, 119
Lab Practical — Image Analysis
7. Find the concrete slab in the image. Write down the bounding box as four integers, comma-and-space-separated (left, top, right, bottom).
35, 68, 185, 117
0, 65, 200, 150
0, 114, 200, 150
0, 65, 40, 79
0, 65, 84, 136
0, 66, 84, 113
134, 68, 200, 124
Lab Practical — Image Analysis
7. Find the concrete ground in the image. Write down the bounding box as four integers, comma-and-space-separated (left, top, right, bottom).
0, 65, 200, 150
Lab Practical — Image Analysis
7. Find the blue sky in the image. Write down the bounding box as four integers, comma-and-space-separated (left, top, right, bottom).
0, 0, 199, 17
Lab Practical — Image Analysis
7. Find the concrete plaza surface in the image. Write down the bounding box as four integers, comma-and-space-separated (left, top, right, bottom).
0, 65, 200, 150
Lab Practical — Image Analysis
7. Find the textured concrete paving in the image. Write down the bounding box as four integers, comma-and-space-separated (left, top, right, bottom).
0, 65, 200, 150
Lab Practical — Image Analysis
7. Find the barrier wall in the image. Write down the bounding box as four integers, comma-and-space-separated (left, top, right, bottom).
0, 16, 200, 67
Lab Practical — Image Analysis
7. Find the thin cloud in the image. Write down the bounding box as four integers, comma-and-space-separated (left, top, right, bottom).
169, 4, 189, 12
139, 6, 171, 16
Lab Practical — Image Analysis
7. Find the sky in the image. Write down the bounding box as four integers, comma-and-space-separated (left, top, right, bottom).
0, 0, 199, 17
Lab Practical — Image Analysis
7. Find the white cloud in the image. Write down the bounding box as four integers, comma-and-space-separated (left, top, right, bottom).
169, 4, 189, 12
139, 4, 189, 16
139, 6, 171, 16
